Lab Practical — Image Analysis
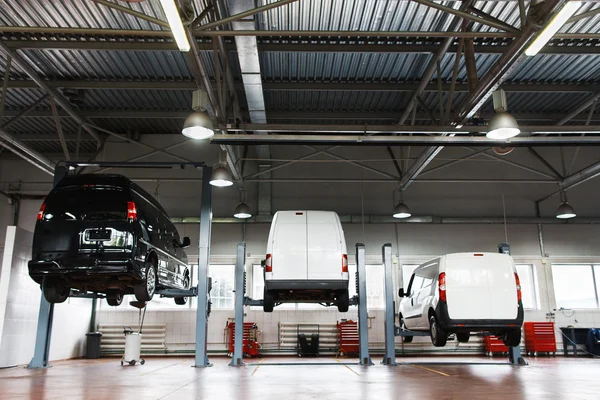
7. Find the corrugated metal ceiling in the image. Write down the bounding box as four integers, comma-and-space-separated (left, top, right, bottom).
0, 0, 597, 156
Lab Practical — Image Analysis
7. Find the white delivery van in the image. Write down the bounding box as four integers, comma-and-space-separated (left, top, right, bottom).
398, 252, 523, 347
262, 211, 349, 312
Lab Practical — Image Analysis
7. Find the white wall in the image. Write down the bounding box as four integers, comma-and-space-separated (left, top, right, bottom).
0, 226, 92, 367
96, 221, 600, 354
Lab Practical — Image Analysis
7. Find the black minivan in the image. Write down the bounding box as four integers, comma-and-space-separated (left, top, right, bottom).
28, 174, 191, 306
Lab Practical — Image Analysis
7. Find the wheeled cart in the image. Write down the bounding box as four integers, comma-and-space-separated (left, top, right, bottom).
121, 328, 145, 366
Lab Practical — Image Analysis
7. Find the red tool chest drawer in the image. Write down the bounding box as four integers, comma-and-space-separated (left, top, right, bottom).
524, 322, 557, 355
484, 335, 509, 355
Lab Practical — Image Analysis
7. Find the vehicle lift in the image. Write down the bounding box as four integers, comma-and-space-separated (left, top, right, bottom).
28, 162, 214, 368
380, 243, 527, 367
229, 242, 373, 366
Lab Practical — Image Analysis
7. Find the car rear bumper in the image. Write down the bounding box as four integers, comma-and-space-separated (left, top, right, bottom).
435, 301, 524, 333
265, 279, 348, 291
28, 258, 143, 281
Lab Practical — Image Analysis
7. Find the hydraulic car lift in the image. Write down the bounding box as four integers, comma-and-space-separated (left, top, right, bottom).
28, 162, 214, 368
380, 243, 527, 367
229, 242, 373, 366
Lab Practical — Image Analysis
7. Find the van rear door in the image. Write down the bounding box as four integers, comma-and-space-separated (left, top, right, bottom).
34, 186, 134, 257
444, 253, 518, 320
272, 211, 307, 280
307, 211, 342, 280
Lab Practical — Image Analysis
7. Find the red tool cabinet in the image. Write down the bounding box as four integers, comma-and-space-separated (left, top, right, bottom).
524, 322, 556, 355
484, 335, 509, 355
226, 322, 261, 358
337, 320, 359, 356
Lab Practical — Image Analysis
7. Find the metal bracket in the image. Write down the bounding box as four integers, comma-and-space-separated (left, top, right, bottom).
230, 242, 247, 367
356, 243, 373, 366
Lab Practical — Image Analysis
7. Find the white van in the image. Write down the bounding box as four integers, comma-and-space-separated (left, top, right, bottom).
262, 211, 349, 312
398, 252, 523, 347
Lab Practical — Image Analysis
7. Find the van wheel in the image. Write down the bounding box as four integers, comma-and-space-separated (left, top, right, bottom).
429, 315, 447, 347
175, 275, 190, 305
135, 260, 157, 302
263, 289, 274, 312
399, 314, 413, 343
106, 290, 123, 306
42, 277, 69, 304
456, 332, 470, 343
502, 330, 521, 347
337, 290, 349, 312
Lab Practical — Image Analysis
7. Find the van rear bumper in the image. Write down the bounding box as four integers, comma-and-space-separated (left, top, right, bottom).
435, 301, 524, 333
28, 258, 143, 282
265, 279, 348, 291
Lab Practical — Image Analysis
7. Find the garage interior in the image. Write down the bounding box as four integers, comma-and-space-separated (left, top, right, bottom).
0, 0, 600, 398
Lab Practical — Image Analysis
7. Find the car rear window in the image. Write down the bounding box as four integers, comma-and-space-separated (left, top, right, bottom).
43, 186, 130, 221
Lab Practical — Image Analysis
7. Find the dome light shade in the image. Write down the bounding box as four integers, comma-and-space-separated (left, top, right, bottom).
556, 202, 576, 219
234, 202, 252, 219
487, 112, 520, 140
209, 165, 233, 187
182, 110, 214, 139
393, 202, 411, 219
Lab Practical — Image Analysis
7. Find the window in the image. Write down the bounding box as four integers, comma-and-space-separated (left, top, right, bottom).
207, 264, 235, 309
552, 264, 599, 309
402, 264, 419, 291
515, 264, 538, 309
348, 264, 385, 309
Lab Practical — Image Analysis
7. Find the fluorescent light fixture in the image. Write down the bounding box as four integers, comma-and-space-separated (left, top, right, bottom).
525, 1, 582, 56
182, 110, 214, 139
556, 202, 576, 219
209, 165, 233, 187
234, 202, 252, 219
487, 112, 520, 139
159, 0, 191, 52
393, 202, 412, 219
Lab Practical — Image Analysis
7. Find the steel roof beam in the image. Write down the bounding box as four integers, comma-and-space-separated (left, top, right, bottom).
5, 39, 600, 55
0, 41, 103, 145
4, 110, 599, 123
90, 0, 170, 29
398, 0, 568, 190
2, 26, 599, 40
211, 134, 600, 146
4, 80, 600, 93
221, 123, 600, 134
412, 0, 520, 32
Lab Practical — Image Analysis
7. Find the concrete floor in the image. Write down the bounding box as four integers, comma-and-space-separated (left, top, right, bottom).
0, 356, 598, 399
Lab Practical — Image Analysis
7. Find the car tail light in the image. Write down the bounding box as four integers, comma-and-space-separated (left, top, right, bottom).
342, 254, 348, 273
265, 254, 272, 273
438, 272, 446, 302
515, 272, 522, 302
37, 203, 46, 221
127, 202, 137, 221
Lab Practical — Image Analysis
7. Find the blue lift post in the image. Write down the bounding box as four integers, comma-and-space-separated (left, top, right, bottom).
194, 166, 213, 368
356, 243, 373, 366
28, 165, 68, 368
381, 243, 396, 366
230, 242, 247, 366
498, 243, 527, 366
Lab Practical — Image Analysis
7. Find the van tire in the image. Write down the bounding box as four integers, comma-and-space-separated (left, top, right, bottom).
135, 260, 157, 302
503, 330, 521, 347
263, 289, 275, 312
399, 314, 413, 343
106, 290, 123, 306
175, 274, 190, 305
456, 332, 470, 343
42, 277, 69, 304
429, 315, 447, 347
337, 290, 349, 312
